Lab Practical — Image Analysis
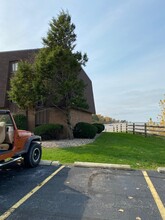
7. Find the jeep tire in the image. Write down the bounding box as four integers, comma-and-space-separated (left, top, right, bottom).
24, 142, 42, 168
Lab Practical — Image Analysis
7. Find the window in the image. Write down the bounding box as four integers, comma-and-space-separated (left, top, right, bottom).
0, 114, 13, 125
11, 61, 18, 73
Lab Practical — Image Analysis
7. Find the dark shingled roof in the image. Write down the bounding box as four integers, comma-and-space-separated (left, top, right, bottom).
0, 49, 95, 114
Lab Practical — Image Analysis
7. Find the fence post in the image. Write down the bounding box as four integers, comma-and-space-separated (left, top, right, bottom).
126, 123, 128, 133
133, 123, 135, 135
144, 123, 147, 137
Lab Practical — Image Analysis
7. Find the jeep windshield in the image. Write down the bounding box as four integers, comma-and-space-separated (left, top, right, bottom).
0, 114, 13, 125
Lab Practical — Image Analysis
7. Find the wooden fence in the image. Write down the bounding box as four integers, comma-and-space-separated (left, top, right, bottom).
105, 123, 165, 137
127, 123, 165, 137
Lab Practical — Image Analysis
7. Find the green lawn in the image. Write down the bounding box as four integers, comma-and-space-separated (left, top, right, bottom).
42, 132, 165, 169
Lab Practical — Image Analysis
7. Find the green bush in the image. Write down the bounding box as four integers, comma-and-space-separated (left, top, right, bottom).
73, 122, 97, 139
92, 123, 105, 133
34, 124, 63, 140
13, 114, 27, 130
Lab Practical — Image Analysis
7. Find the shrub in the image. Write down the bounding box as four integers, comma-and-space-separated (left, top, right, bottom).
73, 122, 97, 139
34, 124, 63, 140
13, 114, 27, 130
92, 123, 105, 134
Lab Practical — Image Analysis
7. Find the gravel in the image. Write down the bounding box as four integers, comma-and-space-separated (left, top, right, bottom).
42, 135, 99, 148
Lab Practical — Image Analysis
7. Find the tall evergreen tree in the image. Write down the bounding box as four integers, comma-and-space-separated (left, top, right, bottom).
8, 10, 88, 138
35, 10, 88, 138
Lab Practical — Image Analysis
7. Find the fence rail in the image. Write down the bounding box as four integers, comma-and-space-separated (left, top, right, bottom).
105, 123, 165, 137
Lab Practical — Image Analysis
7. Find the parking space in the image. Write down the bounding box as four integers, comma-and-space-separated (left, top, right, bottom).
0, 164, 60, 217
0, 165, 164, 220
147, 171, 165, 208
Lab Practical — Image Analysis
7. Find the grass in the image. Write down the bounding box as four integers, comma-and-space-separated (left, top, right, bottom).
42, 132, 165, 169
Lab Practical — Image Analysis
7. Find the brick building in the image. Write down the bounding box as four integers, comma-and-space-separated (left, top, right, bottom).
0, 49, 95, 137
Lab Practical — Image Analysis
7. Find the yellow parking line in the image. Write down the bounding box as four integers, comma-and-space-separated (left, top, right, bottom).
0, 165, 65, 220
142, 171, 165, 220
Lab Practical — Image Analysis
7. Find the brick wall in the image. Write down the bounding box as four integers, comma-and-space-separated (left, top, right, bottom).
48, 108, 66, 125
36, 108, 92, 138
11, 107, 92, 138
47, 108, 66, 138
0, 49, 39, 108
70, 109, 92, 127
0, 49, 95, 137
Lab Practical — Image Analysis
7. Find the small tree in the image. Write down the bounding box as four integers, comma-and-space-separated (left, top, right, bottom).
35, 11, 88, 138
8, 61, 39, 110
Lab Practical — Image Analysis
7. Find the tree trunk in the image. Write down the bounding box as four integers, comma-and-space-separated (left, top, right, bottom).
27, 108, 35, 131
25, 109, 28, 129
66, 109, 73, 139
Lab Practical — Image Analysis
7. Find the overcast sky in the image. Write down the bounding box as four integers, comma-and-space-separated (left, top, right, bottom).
0, 0, 165, 122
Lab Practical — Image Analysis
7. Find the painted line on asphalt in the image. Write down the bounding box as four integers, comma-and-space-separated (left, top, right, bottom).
0, 165, 65, 220
142, 171, 165, 220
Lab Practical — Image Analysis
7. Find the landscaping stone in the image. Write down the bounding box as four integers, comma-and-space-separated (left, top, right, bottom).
42, 134, 99, 148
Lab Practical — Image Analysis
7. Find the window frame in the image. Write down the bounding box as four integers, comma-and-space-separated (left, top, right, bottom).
11, 61, 19, 73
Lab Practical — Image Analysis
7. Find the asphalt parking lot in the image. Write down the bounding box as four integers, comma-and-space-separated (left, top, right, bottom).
0, 164, 165, 220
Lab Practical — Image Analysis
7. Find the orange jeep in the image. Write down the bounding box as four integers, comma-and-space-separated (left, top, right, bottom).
0, 110, 42, 168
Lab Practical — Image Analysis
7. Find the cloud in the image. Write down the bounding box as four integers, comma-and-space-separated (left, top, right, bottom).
92, 47, 165, 122
95, 88, 164, 122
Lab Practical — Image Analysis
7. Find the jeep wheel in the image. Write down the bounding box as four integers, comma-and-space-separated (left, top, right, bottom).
24, 142, 42, 168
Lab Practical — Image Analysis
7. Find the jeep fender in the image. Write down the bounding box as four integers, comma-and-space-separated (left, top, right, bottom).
24, 135, 41, 153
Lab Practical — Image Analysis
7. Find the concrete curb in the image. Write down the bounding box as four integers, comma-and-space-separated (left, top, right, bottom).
157, 167, 165, 173
40, 160, 60, 166
39, 160, 165, 172
74, 162, 132, 170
